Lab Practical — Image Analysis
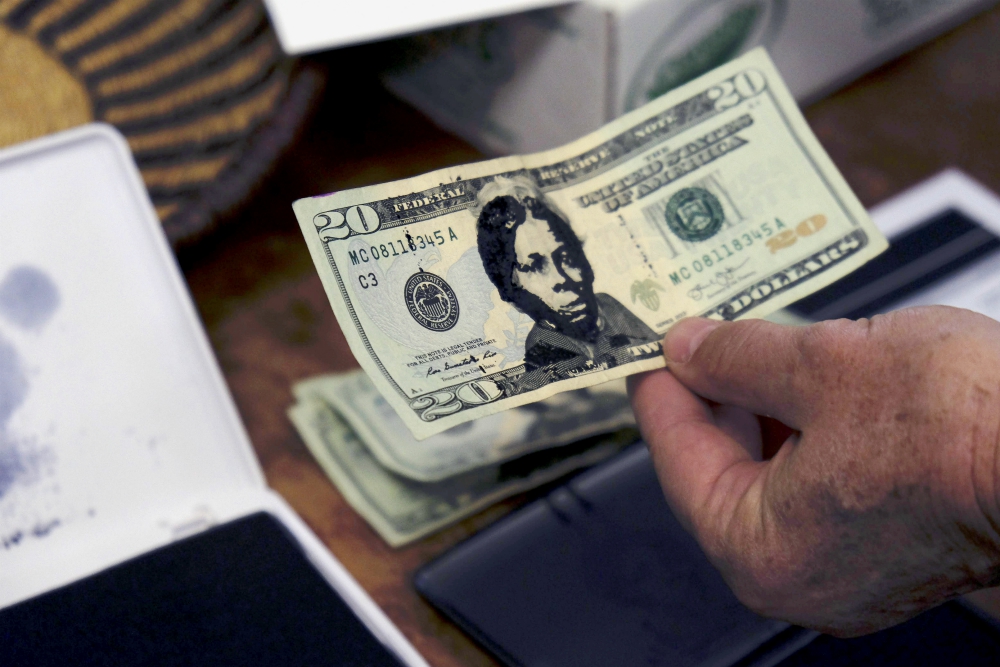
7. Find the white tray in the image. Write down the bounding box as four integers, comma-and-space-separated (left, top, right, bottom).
0, 124, 427, 666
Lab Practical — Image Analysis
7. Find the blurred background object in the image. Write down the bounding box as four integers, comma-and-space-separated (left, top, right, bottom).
4, 0, 992, 247
262, 0, 564, 54
383, 0, 998, 154
0, 0, 324, 246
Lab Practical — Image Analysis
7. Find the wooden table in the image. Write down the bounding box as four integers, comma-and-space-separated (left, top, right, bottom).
178, 8, 1000, 665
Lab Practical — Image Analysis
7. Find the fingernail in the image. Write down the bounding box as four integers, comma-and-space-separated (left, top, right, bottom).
664, 317, 722, 363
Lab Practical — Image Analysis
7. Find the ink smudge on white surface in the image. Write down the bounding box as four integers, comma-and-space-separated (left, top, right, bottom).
0, 267, 63, 548
0, 266, 60, 331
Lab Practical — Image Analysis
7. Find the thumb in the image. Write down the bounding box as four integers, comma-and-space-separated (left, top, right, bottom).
663, 317, 817, 428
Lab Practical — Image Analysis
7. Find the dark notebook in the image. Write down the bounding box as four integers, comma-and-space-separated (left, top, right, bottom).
415, 445, 1000, 667
416, 445, 805, 667
0, 512, 405, 667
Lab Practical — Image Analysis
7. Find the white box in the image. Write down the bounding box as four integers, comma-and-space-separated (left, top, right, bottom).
263, 0, 564, 54
0, 124, 428, 666
384, 0, 997, 155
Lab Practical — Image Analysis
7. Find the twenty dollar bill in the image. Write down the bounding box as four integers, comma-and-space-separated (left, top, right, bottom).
293, 48, 887, 438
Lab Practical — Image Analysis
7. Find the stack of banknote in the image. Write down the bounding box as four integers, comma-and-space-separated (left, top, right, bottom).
289, 370, 640, 546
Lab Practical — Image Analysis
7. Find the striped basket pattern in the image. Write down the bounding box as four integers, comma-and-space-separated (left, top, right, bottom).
0, 0, 323, 245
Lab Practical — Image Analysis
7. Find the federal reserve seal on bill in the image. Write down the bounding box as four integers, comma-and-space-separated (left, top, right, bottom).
293, 49, 888, 438
404, 271, 460, 331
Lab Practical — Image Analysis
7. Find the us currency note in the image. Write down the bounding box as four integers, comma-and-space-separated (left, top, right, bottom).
288, 398, 636, 547
293, 370, 634, 482
293, 48, 887, 439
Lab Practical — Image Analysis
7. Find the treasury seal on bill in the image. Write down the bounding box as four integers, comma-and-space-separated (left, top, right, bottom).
663, 187, 726, 242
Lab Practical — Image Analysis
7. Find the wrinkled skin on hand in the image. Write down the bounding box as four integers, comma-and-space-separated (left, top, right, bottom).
627, 306, 1000, 637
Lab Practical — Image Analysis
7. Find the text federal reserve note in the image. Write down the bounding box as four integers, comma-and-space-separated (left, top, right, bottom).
293, 48, 887, 439
293, 370, 634, 482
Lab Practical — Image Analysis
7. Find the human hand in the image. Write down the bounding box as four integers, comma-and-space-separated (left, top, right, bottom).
627, 306, 1000, 636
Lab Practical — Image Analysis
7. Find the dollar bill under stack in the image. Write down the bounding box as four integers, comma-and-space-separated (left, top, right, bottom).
288, 371, 639, 546
293, 49, 887, 439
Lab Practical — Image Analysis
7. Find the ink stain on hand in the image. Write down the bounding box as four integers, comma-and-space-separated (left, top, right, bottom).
0, 266, 60, 331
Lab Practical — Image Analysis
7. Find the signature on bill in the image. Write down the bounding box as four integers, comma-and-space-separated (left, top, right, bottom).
687, 259, 754, 301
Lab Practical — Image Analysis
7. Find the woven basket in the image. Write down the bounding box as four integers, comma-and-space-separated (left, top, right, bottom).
0, 0, 323, 245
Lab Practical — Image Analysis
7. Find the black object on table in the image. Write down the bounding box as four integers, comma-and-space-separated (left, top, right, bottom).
416, 444, 807, 667
415, 445, 1000, 667
0, 512, 405, 667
